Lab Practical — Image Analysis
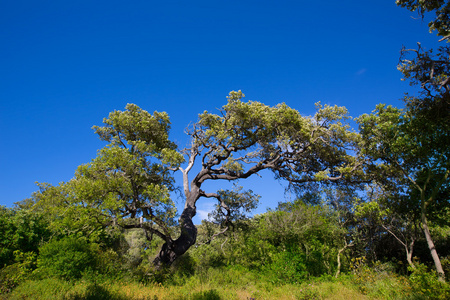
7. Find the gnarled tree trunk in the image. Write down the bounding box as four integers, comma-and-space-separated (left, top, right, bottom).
153, 170, 201, 269
153, 204, 197, 268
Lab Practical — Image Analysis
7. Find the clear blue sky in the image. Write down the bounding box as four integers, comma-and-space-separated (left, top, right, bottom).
0, 0, 440, 223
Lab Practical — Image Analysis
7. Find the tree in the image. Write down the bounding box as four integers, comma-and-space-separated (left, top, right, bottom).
357, 104, 449, 281
36, 103, 183, 252
197, 184, 260, 246
156, 91, 364, 267
36, 91, 363, 268
396, 0, 449, 127
391, 0, 450, 281
396, 0, 450, 41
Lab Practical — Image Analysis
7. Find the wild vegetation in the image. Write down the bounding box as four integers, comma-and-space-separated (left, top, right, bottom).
1, 1, 449, 299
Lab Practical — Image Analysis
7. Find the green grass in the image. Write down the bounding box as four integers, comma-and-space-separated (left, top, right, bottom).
2, 266, 447, 300
3, 279, 370, 300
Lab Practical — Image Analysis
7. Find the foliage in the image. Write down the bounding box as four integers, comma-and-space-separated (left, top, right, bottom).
408, 263, 450, 300
261, 201, 343, 279
0, 251, 36, 294
3, 198, 444, 299
207, 185, 260, 229
31, 91, 365, 269
349, 257, 413, 299
263, 250, 309, 284
192, 198, 346, 283
353, 186, 422, 270
35, 103, 182, 248
396, 0, 450, 40
357, 102, 449, 279
0, 206, 50, 268
35, 236, 99, 281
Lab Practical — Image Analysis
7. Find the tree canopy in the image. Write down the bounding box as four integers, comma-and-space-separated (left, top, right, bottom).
35, 91, 365, 268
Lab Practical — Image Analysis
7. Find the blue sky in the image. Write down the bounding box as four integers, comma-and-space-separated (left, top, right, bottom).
0, 1, 440, 223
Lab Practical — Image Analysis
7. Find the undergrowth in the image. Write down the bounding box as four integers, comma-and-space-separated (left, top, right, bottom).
3, 264, 449, 300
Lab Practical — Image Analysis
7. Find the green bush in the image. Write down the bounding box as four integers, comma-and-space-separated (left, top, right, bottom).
190, 289, 221, 300
95, 248, 124, 279
262, 250, 307, 284
0, 251, 36, 294
0, 206, 50, 268
408, 264, 450, 300
36, 236, 98, 280
189, 243, 227, 272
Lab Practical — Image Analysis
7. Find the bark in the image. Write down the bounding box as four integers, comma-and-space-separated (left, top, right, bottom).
406, 244, 415, 270
335, 246, 345, 278
153, 161, 201, 269
421, 210, 446, 282
335, 240, 353, 278
153, 204, 197, 268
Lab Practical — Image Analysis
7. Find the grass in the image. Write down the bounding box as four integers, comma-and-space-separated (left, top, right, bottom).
2, 265, 446, 300
4, 279, 373, 300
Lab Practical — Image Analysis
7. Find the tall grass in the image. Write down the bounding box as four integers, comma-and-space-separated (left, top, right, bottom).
5, 278, 369, 300
4, 265, 428, 300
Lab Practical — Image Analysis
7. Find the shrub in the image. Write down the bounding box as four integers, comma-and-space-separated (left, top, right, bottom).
0, 251, 36, 294
36, 236, 98, 280
408, 263, 450, 300
263, 250, 308, 284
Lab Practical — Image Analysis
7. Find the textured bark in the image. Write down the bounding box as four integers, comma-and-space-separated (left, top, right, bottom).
153, 163, 201, 269
153, 205, 197, 268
